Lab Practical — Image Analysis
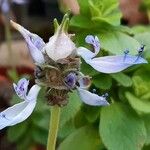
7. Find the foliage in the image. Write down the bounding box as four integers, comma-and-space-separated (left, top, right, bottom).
6, 0, 150, 150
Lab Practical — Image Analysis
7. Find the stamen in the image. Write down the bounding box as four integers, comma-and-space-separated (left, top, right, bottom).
102, 93, 109, 98
92, 89, 97, 93
135, 45, 145, 62
138, 44, 145, 54
123, 49, 129, 62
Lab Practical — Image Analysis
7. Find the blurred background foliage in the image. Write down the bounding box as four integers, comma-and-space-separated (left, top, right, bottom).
0, 0, 150, 150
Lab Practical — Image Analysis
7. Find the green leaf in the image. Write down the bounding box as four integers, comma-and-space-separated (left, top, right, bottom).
143, 115, 150, 145
70, 16, 94, 29
17, 134, 32, 150
58, 126, 103, 150
60, 91, 81, 128
32, 127, 48, 146
111, 72, 132, 87
99, 31, 140, 55
132, 70, 150, 97
126, 92, 150, 114
81, 61, 99, 76
93, 74, 112, 90
135, 32, 150, 58
32, 111, 49, 130
7, 121, 28, 142
77, 0, 91, 16
89, 0, 121, 26
82, 105, 100, 123
58, 119, 76, 139
100, 103, 146, 150
74, 110, 89, 128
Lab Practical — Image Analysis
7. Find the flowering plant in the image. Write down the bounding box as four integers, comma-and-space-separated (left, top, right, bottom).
0, 12, 148, 150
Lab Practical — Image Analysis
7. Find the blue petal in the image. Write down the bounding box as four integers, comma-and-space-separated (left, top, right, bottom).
26, 37, 45, 64
77, 88, 109, 106
13, 78, 29, 99
77, 47, 96, 59
77, 35, 100, 59
85, 35, 100, 52
0, 101, 36, 130
10, 20, 45, 64
84, 55, 148, 73
0, 84, 41, 130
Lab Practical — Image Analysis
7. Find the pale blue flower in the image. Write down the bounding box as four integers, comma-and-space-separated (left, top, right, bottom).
0, 79, 41, 130
77, 35, 148, 73
64, 73, 109, 106
77, 88, 109, 106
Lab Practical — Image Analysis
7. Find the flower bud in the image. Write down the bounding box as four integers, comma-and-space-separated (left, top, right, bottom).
45, 14, 76, 61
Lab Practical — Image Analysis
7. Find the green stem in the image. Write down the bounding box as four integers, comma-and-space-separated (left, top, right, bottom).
4, 19, 12, 63
47, 105, 61, 150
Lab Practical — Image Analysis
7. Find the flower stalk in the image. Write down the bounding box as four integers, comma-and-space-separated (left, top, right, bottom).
47, 106, 61, 150
4, 16, 13, 63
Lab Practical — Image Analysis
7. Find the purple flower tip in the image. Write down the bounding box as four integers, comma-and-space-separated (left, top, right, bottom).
65, 73, 77, 88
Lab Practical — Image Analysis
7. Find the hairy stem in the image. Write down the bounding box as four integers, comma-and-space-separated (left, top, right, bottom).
47, 105, 61, 150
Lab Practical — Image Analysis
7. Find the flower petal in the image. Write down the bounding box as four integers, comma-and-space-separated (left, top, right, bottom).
85, 35, 100, 52
0, 101, 36, 129
13, 78, 29, 99
78, 76, 91, 89
10, 20, 45, 64
64, 73, 77, 89
25, 36, 45, 64
0, 84, 41, 130
77, 35, 100, 59
84, 55, 148, 73
77, 47, 96, 60
26, 84, 41, 102
45, 32, 76, 61
77, 88, 109, 106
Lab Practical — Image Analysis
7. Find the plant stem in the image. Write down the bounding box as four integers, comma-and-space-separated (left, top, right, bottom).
47, 105, 61, 150
4, 18, 12, 64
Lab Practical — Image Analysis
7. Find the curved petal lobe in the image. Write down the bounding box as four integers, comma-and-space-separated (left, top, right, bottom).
13, 78, 29, 99
26, 36, 45, 64
0, 101, 36, 129
77, 88, 109, 106
77, 47, 96, 60
77, 35, 100, 59
0, 83, 41, 130
85, 55, 148, 73
85, 35, 100, 52
26, 85, 41, 102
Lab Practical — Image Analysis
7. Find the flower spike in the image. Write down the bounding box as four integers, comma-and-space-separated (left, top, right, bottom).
0, 79, 41, 130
